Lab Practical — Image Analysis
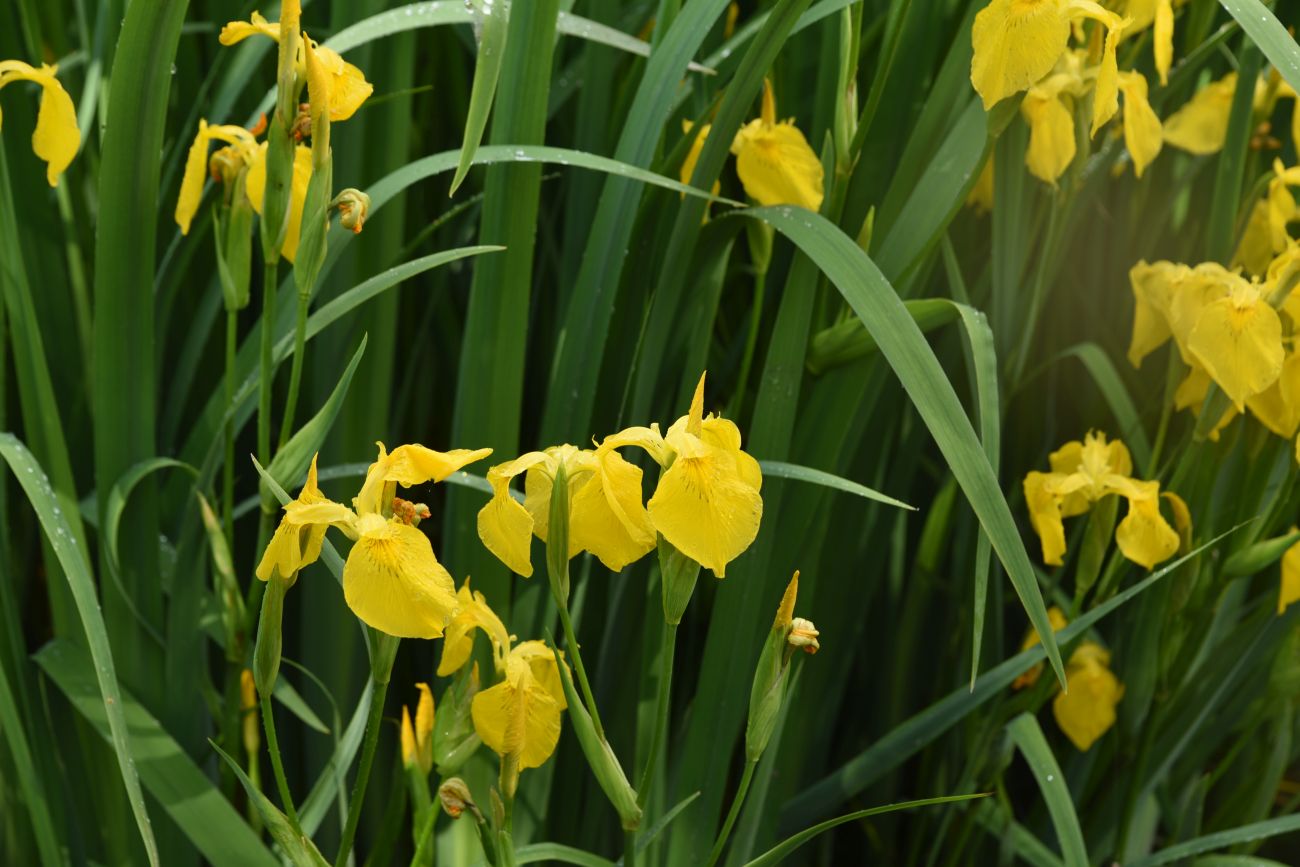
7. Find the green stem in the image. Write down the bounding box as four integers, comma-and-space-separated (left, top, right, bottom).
260, 692, 302, 833
730, 269, 766, 418
409, 804, 437, 867
555, 598, 604, 740
223, 307, 237, 542
636, 621, 677, 807
277, 293, 310, 449
704, 759, 757, 867
258, 258, 277, 468
335, 676, 392, 867
625, 830, 637, 867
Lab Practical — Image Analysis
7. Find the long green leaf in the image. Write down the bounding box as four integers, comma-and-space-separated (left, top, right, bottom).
34, 640, 277, 867
758, 461, 915, 511
211, 741, 330, 867
746, 794, 988, 867
1007, 713, 1089, 867
0, 435, 158, 864
515, 843, 616, 867
0, 651, 60, 866
450, 0, 510, 194
1130, 814, 1300, 867
1217, 0, 1300, 94
743, 206, 1066, 688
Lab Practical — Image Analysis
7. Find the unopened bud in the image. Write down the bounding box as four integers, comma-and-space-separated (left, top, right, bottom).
332, 188, 370, 233
438, 778, 483, 822
392, 498, 431, 526
788, 618, 820, 654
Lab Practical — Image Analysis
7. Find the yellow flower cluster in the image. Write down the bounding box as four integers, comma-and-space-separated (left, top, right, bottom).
478, 373, 763, 578
679, 80, 824, 214
1013, 607, 1125, 752
970, 0, 1169, 184
1023, 431, 1183, 569
0, 60, 80, 186
173, 9, 373, 260
1128, 248, 1300, 443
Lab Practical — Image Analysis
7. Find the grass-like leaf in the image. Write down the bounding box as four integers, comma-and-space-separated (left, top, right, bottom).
1007, 713, 1089, 867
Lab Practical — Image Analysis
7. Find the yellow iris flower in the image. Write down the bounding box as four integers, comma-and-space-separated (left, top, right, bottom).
258, 442, 491, 638
477, 444, 656, 578
730, 79, 824, 212
1052, 641, 1124, 750
1023, 431, 1180, 569
219, 12, 373, 122
437, 580, 511, 677
175, 119, 259, 235
970, 0, 1125, 124
603, 373, 763, 577
0, 60, 80, 186
400, 682, 435, 775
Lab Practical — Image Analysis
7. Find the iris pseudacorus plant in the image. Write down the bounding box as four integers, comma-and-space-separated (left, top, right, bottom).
0, 59, 80, 186
1023, 431, 1184, 569
257, 442, 491, 638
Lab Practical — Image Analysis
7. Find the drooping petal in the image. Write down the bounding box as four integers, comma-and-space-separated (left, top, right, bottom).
1112, 480, 1179, 569
1233, 199, 1275, 278
1118, 72, 1162, 178
471, 654, 564, 771
1187, 280, 1285, 409
1163, 72, 1236, 154
177, 120, 212, 235
1127, 259, 1177, 367
438, 581, 511, 676
602, 425, 671, 467
219, 11, 281, 45
1247, 347, 1300, 438
0, 62, 81, 186
384, 443, 494, 487
342, 518, 459, 638
1053, 643, 1124, 750
569, 448, 656, 572
511, 641, 568, 709
477, 452, 550, 577
1090, 18, 1125, 136
1022, 92, 1077, 184
1024, 471, 1069, 566
969, 0, 1071, 110
649, 433, 762, 577
733, 120, 825, 211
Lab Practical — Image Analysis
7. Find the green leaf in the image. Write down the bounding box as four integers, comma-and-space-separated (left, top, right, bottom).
1217, 0, 1300, 95
261, 335, 368, 504
758, 461, 915, 511
0, 435, 158, 864
1050, 344, 1153, 473
1006, 713, 1089, 867
34, 640, 275, 867
211, 740, 330, 867
450, 0, 511, 194
745, 794, 988, 867
1130, 814, 1300, 867
0, 650, 61, 866
515, 843, 616, 867
742, 205, 1066, 689
104, 458, 197, 580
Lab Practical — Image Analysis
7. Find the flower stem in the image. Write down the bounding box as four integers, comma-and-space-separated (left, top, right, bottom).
277, 292, 310, 449
258, 258, 276, 468
730, 269, 766, 418
260, 692, 302, 833
223, 307, 237, 541
335, 675, 392, 867
554, 597, 604, 740
636, 621, 677, 807
703, 759, 757, 867
624, 830, 637, 867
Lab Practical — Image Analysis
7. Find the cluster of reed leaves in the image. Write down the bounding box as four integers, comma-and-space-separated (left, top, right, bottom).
7, 0, 1300, 864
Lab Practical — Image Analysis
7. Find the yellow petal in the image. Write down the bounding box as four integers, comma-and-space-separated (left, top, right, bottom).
414, 682, 435, 772
969, 0, 1071, 109
303, 36, 332, 126
1127, 259, 1176, 367
733, 120, 825, 211
1012, 605, 1068, 689
1163, 73, 1236, 155
1118, 72, 1162, 178
1187, 280, 1284, 409
477, 452, 550, 577
1233, 199, 1276, 278
219, 11, 280, 45
569, 449, 656, 572
246, 142, 314, 262
471, 654, 564, 771
1053, 646, 1123, 750
1024, 471, 1068, 566
176, 120, 212, 235
313, 46, 373, 122
680, 120, 711, 187
1090, 20, 1125, 137
648, 432, 763, 577
343, 518, 458, 638
511, 641, 568, 710
1247, 347, 1300, 438
384, 443, 494, 487
256, 519, 305, 583
438, 581, 511, 677
1153, 0, 1173, 85
1281, 533, 1300, 614
602, 425, 671, 467
1166, 262, 1231, 362
1022, 92, 1077, 184
700, 416, 763, 491
0, 62, 81, 186
1113, 480, 1179, 569
401, 705, 417, 767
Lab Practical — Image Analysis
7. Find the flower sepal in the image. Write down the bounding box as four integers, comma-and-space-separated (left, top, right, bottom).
658, 535, 701, 626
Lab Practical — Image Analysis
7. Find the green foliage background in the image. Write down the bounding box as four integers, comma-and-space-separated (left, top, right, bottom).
4, 0, 1300, 864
